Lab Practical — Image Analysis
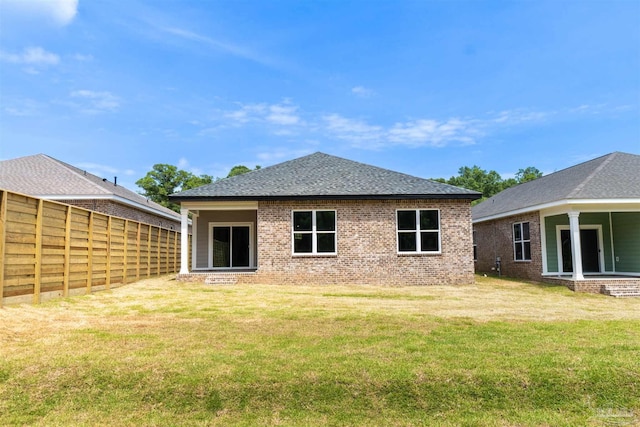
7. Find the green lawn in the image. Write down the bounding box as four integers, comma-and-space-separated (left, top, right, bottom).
1, 275, 639, 426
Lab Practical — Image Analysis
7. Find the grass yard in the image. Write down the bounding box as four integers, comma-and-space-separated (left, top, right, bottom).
1, 275, 639, 426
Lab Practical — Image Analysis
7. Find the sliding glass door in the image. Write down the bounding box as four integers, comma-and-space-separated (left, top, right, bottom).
210, 223, 252, 268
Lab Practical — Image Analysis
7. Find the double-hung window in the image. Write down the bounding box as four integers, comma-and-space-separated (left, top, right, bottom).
397, 209, 440, 253
513, 222, 531, 261
292, 210, 336, 255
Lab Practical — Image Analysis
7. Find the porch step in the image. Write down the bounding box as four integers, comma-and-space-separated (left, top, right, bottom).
602, 284, 640, 298
204, 275, 238, 285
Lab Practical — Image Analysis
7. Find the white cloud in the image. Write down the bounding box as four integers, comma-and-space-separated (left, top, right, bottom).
208, 98, 604, 151
75, 162, 119, 175
160, 26, 279, 68
71, 53, 93, 62
266, 104, 300, 125
322, 114, 384, 146
223, 101, 301, 128
351, 86, 375, 98
0, 47, 60, 66
388, 118, 476, 147
70, 90, 120, 113
0, 0, 78, 26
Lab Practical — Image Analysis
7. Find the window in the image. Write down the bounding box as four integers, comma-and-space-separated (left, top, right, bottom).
292, 210, 336, 255
513, 222, 531, 261
397, 209, 440, 253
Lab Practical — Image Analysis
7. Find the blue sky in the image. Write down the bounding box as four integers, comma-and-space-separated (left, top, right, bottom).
1, 0, 639, 192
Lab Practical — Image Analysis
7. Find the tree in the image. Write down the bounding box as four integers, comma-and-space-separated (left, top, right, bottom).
515, 166, 543, 184
434, 164, 543, 205
227, 165, 261, 178
136, 164, 213, 212
447, 165, 504, 200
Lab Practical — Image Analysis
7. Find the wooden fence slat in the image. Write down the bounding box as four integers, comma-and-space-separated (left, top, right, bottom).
87, 211, 93, 294
0, 191, 7, 306
1, 191, 185, 305
33, 199, 43, 304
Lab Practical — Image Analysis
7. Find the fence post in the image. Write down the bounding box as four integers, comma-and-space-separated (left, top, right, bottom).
147, 225, 152, 278
0, 191, 7, 307
63, 206, 71, 297
33, 199, 44, 304
87, 211, 94, 294
123, 219, 128, 284
157, 227, 162, 276
136, 222, 141, 281
106, 216, 111, 290
173, 230, 178, 273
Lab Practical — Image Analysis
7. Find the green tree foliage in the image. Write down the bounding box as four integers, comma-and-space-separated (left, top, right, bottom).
436, 165, 543, 204
136, 164, 213, 212
227, 165, 261, 178
515, 166, 543, 183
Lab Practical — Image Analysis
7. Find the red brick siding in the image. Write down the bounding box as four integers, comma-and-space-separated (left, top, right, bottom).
474, 211, 542, 280
236, 199, 475, 286
59, 199, 181, 230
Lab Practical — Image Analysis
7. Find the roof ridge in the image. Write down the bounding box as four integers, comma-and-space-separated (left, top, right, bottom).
41, 154, 111, 195
567, 152, 616, 198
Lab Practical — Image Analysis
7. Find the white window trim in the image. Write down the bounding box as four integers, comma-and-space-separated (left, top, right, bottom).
513, 221, 531, 262
396, 209, 442, 255
555, 224, 604, 274
473, 229, 477, 261
291, 210, 337, 256
208, 222, 254, 269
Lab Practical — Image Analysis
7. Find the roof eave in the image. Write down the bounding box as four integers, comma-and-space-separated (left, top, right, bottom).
170, 193, 481, 202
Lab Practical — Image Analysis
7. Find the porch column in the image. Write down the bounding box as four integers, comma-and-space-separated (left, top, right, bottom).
179, 208, 190, 274
568, 211, 584, 280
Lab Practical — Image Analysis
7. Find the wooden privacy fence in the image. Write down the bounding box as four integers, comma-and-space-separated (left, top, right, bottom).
0, 189, 184, 306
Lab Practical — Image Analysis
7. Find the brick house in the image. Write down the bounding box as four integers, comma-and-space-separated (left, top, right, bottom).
0, 154, 181, 229
472, 152, 640, 294
170, 152, 480, 285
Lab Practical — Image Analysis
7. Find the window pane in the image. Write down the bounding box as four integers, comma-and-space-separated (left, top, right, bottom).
317, 233, 336, 253
293, 211, 312, 231
522, 222, 530, 240
398, 232, 417, 251
316, 211, 336, 231
231, 227, 250, 267
513, 223, 522, 241
421, 232, 439, 252
420, 210, 439, 230
397, 211, 416, 230
524, 242, 531, 260
293, 233, 312, 253
213, 227, 230, 267
515, 242, 523, 260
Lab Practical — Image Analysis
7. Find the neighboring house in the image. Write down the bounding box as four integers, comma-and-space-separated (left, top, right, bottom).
472, 152, 640, 294
170, 152, 481, 286
0, 154, 181, 229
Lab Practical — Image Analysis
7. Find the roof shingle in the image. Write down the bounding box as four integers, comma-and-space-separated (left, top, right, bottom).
171, 152, 480, 201
472, 151, 640, 221
0, 154, 180, 220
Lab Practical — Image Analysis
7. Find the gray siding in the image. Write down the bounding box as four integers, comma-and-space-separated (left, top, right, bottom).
195, 210, 257, 268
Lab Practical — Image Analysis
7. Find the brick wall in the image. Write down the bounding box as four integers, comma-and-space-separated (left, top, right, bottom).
236, 198, 475, 286
474, 211, 542, 280
59, 199, 181, 230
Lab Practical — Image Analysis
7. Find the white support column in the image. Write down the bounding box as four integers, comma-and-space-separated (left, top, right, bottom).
179, 208, 190, 275
568, 211, 584, 280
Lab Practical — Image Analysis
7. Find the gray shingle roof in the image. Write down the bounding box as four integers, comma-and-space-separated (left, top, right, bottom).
0, 154, 180, 220
171, 152, 481, 201
472, 152, 640, 221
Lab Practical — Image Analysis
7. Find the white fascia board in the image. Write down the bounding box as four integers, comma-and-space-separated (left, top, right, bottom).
473, 198, 640, 223
180, 201, 259, 211
43, 194, 182, 222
